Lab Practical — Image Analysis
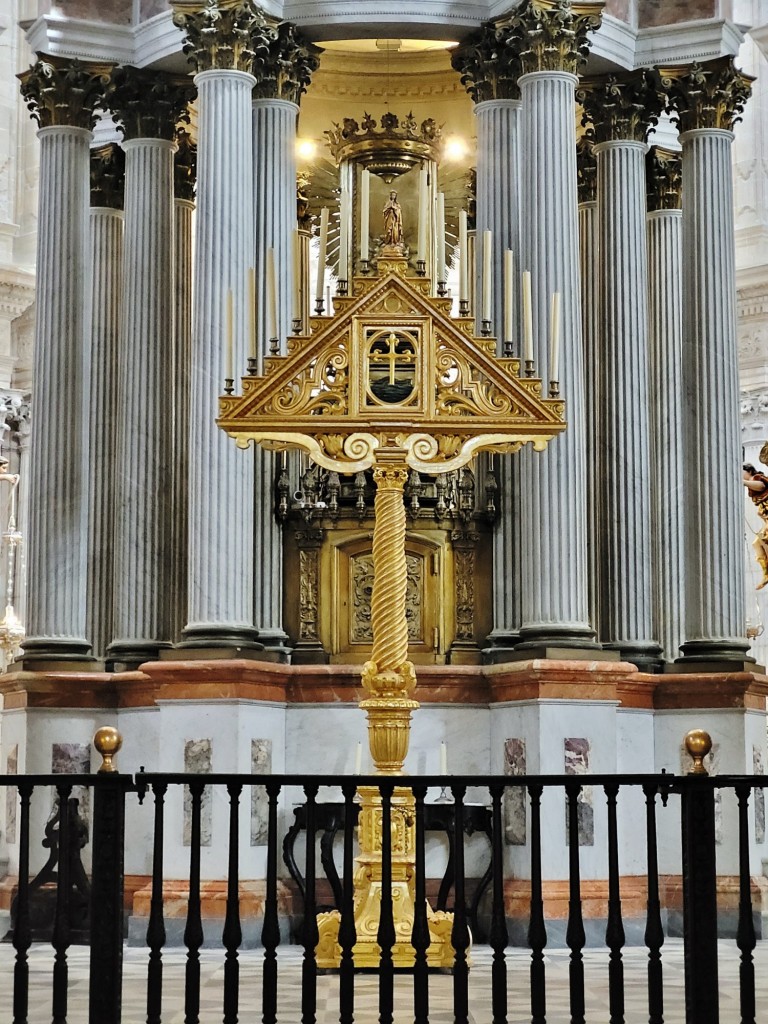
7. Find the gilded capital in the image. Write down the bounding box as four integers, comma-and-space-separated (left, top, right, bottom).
451, 20, 522, 103
172, 0, 271, 74
578, 69, 663, 144
659, 56, 753, 134
505, 0, 604, 76
252, 21, 321, 103
646, 145, 682, 211
576, 135, 596, 203
19, 55, 111, 130
90, 143, 125, 209
108, 67, 195, 141
174, 128, 197, 200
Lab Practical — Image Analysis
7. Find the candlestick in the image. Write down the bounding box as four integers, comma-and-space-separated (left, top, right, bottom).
522, 270, 533, 364
338, 189, 349, 283
225, 288, 233, 382
459, 210, 468, 306
315, 206, 328, 302
267, 247, 278, 344
504, 249, 514, 346
354, 740, 362, 774
326, 284, 331, 316
417, 166, 428, 263
482, 229, 492, 323
440, 740, 447, 775
436, 192, 446, 288
248, 266, 256, 360
360, 169, 370, 263
550, 290, 561, 382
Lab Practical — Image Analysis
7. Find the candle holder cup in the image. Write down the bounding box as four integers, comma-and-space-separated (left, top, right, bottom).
459, 299, 470, 317
360, 258, 371, 276
503, 339, 515, 358
437, 281, 448, 297
416, 259, 426, 277
549, 379, 560, 399
269, 337, 279, 356
247, 356, 258, 376
524, 359, 535, 378
224, 377, 234, 395
314, 298, 324, 316
481, 319, 492, 337
337, 279, 348, 297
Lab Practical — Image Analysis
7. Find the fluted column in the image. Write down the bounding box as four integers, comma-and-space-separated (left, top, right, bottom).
646, 146, 684, 662
106, 68, 194, 666
173, 1, 265, 647
87, 144, 124, 659
453, 22, 523, 657
251, 23, 318, 656
18, 57, 107, 661
581, 71, 662, 669
663, 58, 753, 662
508, 0, 603, 650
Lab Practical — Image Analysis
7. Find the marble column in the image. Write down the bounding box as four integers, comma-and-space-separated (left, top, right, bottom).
507, 1, 603, 651
18, 57, 106, 662
172, 1, 266, 648
87, 144, 124, 660
452, 21, 523, 658
663, 58, 753, 663
581, 71, 663, 670
577, 139, 600, 637
172, 129, 196, 645
250, 23, 319, 657
106, 68, 194, 666
646, 146, 684, 663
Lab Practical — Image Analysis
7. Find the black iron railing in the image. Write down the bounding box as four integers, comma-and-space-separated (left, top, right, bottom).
0, 768, 763, 1024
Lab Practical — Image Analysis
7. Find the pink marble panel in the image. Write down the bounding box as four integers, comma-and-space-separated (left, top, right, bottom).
638, 0, 716, 27
51, 0, 132, 25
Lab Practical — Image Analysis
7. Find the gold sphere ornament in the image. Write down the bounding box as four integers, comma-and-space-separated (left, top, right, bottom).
94, 726, 122, 774
684, 728, 712, 775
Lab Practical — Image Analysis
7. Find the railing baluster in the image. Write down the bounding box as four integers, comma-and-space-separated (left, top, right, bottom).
528, 783, 547, 1024
736, 783, 756, 1024
378, 780, 395, 1024
146, 782, 167, 1024
262, 780, 282, 1024
222, 782, 243, 1024
52, 783, 73, 1024
604, 783, 625, 1024
681, 776, 719, 1024
451, 783, 469, 1024
643, 783, 664, 1024
184, 781, 205, 1024
489, 782, 508, 1024
339, 781, 357, 1024
302, 782, 319, 1024
566, 781, 586, 1024
12, 781, 33, 1024
411, 783, 430, 1024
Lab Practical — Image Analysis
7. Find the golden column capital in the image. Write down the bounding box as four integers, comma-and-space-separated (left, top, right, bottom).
505, 0, 604, 77
172, 0, 272, 74
659, 56, 753, 134
18, 54, 112, 130
578, 69, 664, 144
451, 19, 522, 103
646, 145, 682, 212
107, 66, 196, 141
90, 143, 125, 210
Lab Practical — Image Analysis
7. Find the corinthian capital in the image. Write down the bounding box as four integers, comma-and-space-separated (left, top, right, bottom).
18, 55, 111, 130
90, 143, 125, 209
505, 0, 604, 76
172, 0, 271, 74
659, 56, 753, 134
576, 136, 596, 203
646, 146, 682, 211
578, 69, 663, 144
252, 21, 321, 103
107, 67, 196, 140
451, 20, 522, 103
174, 128, 197, 200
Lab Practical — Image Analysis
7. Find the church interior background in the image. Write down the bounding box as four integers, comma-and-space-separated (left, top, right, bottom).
0, 0, 768, 953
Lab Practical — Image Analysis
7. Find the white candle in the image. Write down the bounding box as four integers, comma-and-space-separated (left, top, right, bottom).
354, 740, 362, 774
459, 210, 468, 304
326, 284, 331, 315
436, 192, 446, 284
248, 266, 256, 359
550, 291, 561, 382
522, 271, 534, 363
440, 741, 447, 775
292, 229, 301, 324
482, 229, 492, 322
338, 189, 349, 282
266, 247, 278, 341
417, 166, 428, 262
504, 249, 515, 344
315, 206, 328, 302
225, 289, 233, 379
360, 169, 370, 262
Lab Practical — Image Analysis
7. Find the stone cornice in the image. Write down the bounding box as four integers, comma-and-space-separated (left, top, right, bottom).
90, 142, 125, 208
107, 66, 195, 140
451, 19, 522, 103
504, 0, 605, 76
578, 68, 663, 143
0, 273, 35, 319
18, 54, 112, 130
172, 0, 273, 74
645, 145, 682, 211
658, 55, 753, 133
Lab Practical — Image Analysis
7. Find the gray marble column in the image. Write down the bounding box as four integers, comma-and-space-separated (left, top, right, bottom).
582, 71, 663, 670
106, 69, 193, 666
18, 58, 105, 662
664, 58, 753, 663
646, 147, 684, 663
87, 144, 124, 660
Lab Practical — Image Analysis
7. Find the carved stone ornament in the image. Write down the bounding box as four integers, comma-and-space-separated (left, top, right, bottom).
252, 21, 320, 104
90, 143, 125, 209
451, 530, 478, 642
578, 69, 663, 144
504, 0, 605, 77
172, 0, 272, 74
646, 145, 682, 212
18, 55, 112, 130
659, 56, 753, 134
576, 135, 596, 204
107, 67, 195, 141
451, 20, 522, 103
174, 127, 197, 201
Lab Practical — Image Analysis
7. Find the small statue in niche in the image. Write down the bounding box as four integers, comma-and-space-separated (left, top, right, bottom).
383, 190, 403, 247
744, 455, 768, 589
